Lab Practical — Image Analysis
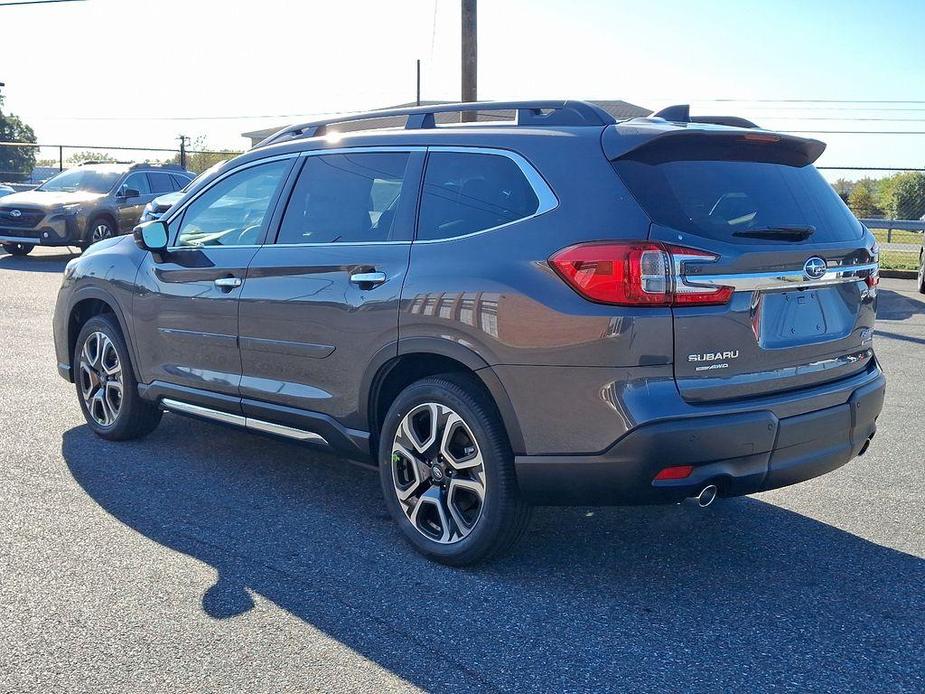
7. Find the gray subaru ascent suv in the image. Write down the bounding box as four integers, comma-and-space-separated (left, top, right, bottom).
52, 101, 885, 565
0, 162, 192, 256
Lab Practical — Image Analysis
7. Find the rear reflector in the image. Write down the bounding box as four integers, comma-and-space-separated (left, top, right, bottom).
549, 241, 733, 307
654, 465, 694, 481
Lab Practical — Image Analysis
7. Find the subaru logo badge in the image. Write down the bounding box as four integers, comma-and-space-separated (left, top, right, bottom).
803, 256, 827, 280
9, 209, 21, 218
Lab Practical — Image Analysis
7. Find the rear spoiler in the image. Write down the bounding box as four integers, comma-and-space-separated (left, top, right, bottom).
602, 124, 826, 167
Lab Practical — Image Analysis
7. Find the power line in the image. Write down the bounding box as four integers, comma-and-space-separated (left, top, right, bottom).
0, 0, 85, 6
762, 116, 925, 122
696, 98, 925, 105
782, 130, 925, 135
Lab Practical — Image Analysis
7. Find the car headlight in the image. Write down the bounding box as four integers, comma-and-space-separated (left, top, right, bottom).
59, 203, 82, 216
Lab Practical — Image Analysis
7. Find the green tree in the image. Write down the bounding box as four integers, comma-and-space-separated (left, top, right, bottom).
881, 172, 925, 220
847, 178, 882, 218
66, 150, 116, 165
0, 93, 37, 182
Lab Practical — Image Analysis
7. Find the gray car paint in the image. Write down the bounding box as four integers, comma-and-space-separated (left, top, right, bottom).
53, 113, 885, 503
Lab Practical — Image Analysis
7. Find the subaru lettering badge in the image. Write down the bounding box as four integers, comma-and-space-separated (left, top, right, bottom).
10, 209, 21, 218
803, 256, 827, 280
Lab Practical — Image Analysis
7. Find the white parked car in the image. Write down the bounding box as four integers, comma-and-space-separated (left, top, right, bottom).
0, 184, 15, 198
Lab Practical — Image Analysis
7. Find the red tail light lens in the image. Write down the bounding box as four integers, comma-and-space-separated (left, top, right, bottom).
549, 241, 733, 307
654, 465, 694, 481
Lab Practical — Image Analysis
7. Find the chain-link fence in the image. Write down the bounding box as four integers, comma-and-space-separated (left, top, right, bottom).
0, 141, 242, 188
820, 167, 925, 270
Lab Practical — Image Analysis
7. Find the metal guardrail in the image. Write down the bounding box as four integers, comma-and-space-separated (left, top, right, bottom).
859, 218, 925, 232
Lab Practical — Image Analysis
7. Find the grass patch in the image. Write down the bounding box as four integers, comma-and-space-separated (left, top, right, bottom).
870, 228, 923, 246
881, 249, 919, 271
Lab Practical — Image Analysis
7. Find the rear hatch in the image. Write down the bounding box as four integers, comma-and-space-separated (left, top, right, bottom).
612, 130, 878, 403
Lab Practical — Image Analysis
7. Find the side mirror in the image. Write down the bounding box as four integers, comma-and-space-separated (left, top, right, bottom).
122, 187, 141, 200
134, 220, 168, 253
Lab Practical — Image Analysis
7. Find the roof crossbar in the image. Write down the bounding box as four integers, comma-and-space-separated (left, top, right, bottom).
254, 100, 617, 148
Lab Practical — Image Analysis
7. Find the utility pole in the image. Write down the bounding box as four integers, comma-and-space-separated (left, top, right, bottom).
416, 59, 421, 106
461, 0, 477, 121
177, 135, 188, 170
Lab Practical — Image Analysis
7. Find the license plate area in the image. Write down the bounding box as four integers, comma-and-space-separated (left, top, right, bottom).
758, 287, 854, 349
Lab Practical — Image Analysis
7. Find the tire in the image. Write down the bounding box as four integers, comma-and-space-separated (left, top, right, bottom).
2, 242, 34, 256
918, 249, 925, 294
74, 313, 162, 441
85, 217, 116, 247
378, 373, 532, 566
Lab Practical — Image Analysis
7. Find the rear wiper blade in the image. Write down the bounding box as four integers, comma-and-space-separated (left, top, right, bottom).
732, 225, 815, 241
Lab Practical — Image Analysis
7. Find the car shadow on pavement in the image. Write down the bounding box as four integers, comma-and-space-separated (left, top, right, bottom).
61, 417, 924, 692
0, 250, 76, 273
876, 288, 924, 321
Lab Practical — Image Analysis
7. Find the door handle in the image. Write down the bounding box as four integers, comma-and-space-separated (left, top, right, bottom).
349, 271, 387, 287
214, 277, 243, 289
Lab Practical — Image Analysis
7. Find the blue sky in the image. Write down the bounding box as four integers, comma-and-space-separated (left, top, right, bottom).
1, 0, 923, 174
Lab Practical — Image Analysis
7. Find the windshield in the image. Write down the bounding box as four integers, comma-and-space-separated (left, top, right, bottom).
614, 152, 863, 243
38, 168, 122, 194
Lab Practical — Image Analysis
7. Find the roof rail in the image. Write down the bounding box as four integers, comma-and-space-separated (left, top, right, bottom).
78, 160, 133, 166
128, 162, 188, 171
651, 104, 759, 129
254, 100, 617, 148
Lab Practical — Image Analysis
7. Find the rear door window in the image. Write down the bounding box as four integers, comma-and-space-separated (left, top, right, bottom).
276, 152, 410, 244
122, 172, 151, 195
417, 152, 540, 241
614, 149, 862, 243
148, 172, 175, 194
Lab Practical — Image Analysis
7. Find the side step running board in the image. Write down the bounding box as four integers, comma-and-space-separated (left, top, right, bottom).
161, 398, 329, 445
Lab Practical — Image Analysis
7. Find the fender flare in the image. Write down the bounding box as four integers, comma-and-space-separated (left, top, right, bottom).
360, 337, 526, 455
67, 285, 143, 382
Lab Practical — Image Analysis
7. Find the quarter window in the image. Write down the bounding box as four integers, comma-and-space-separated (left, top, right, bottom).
417, 152, 540, 241
277, 152, 410, 244
173, 160, 289, 247
170, 173, 193, 189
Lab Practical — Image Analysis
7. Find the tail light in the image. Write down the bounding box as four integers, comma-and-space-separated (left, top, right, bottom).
866, 246, 880, 289
549, 241, 733, 307
653, 465, 694, 481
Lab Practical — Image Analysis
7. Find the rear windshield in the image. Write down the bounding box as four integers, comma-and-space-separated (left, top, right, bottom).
614, 155, 862, 243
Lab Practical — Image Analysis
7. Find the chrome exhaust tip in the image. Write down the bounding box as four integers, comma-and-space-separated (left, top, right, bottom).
696, 484, 718, 508
858, 436, 872, 456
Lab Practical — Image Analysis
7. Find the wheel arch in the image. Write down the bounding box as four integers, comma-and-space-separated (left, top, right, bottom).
85, 210, 119, 242
363, 337, 526, 460
67, 287, 141, 383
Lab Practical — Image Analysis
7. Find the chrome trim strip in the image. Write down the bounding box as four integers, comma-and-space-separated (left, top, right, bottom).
160, 398, 329, 445
246, 418, 328, 444
298, 145, 428, 156
682, 262, 878, 293
163, 145, 558, 249
425, 145, 559, 217
0, 236, 41, 244
161, 398, 246, 426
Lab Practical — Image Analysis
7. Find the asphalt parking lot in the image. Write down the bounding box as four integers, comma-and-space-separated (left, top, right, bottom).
0, 246, 922, 693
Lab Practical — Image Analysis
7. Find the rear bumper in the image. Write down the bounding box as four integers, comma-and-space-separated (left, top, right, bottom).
515, 368, 885, 505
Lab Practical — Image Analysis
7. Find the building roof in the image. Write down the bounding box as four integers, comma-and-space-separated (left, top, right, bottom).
241, 100, 650, 145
